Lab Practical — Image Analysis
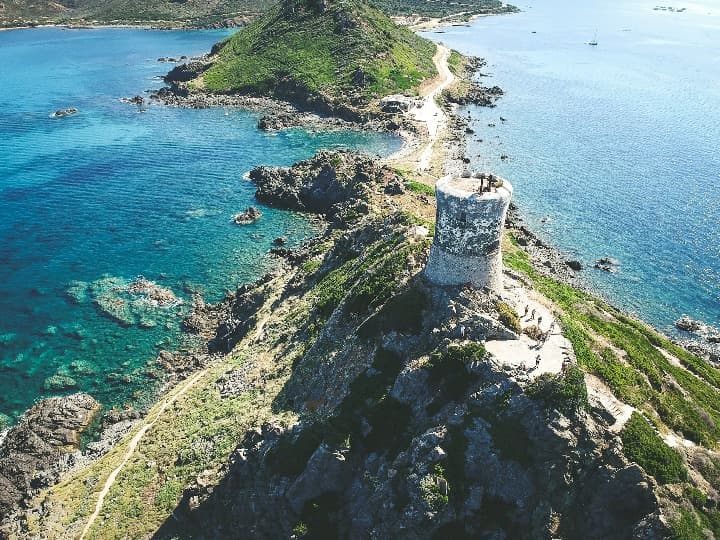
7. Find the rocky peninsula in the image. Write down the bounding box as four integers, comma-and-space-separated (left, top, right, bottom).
2, 1, 720, 539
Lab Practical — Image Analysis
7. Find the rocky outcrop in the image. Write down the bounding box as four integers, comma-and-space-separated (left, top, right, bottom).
0, 394, 100, 518
594, 257, 620, 273
155, 343, 664, 539
505, 205, 579, 283
444, 83, 504, 107
249, 150, 400, 224
675, 315, 720, 365
232, 206, 262, 225
119, 95, 144, 105
51, 108, 78, 118
257, 111, 301, 130
164, 59, 211, 84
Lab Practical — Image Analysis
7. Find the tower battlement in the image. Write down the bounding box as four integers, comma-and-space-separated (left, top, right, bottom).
424, 174, 513, 293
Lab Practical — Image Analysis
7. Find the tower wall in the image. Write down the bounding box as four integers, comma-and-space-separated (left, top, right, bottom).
424, 175, 513, 293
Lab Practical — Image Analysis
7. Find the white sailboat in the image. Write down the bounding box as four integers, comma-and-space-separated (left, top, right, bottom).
588, 30, 598, 46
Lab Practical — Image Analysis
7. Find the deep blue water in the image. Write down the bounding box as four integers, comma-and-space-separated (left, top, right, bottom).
0, 27, 400, 425
424, 0, 720, 333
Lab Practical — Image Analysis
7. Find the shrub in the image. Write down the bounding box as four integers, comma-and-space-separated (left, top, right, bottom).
526, 366, 588, 415
406, 180, 435, 196
670, 509, 705, 540
620, 413, 687, 484
495, 301, 521, 333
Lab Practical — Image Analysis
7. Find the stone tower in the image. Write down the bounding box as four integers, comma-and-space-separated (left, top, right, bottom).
424, 174, 513, 293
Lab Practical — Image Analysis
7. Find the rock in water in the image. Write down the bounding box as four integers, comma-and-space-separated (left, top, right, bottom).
51, 108, 78, 118
0, 394, 100, 517
594, 257, 620, 273
566, 260, 583, 271
232, 206, 262, 225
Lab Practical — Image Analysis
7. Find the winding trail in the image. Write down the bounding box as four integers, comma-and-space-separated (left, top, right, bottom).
78, 369, 207, 539
412, 43, 456, 171
75, 47, 453, 540
77, 279, 282, 539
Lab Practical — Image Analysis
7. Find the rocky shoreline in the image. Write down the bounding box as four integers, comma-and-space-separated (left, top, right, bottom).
2, 25, 719, 536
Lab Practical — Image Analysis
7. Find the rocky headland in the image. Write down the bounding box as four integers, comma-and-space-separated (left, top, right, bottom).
2, 2, 720, 539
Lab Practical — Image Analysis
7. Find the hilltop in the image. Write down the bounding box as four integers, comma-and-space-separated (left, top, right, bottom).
0, 0, 516, 28
167, 0, 438, 117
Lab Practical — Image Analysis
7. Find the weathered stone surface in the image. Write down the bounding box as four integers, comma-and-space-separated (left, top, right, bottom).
286, 444, 350, 512
249, 150, 399, 224
0, 394, 100, 517
425, 174, 513, 293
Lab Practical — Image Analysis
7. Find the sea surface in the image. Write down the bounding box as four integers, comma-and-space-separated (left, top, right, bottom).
0, 27, 400, 425
424, 0, 720, 333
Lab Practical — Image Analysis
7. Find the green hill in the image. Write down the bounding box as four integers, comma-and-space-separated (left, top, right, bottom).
0, 0, 515, 28
195, 0, 437, 109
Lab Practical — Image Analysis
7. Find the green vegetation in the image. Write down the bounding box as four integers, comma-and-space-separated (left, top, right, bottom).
201, 0, 437, 105
503, 233, 720, 448
620, 413, 686, 484
421, 465, 449, 510
670, 509, 706, 540
526, 366, 588, 416
358, 285, 428, 338
495, 301, 521, 333
308, 231, 428, 338
1, 0, 516, 27
406, 180, 436, 196
346, 239, 428, 314
446, 50, 464, 76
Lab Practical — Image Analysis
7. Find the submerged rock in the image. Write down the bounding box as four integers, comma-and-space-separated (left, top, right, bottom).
594, 257, 620, 273
42, 374, 78, 391
70, 275, 182, 328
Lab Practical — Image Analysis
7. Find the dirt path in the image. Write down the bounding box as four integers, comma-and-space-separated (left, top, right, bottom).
485, 276, 572, 377
413, 43, 456, 171
78, 282, 282, 539
78, 368, 207, 539
384, 43, 456, 172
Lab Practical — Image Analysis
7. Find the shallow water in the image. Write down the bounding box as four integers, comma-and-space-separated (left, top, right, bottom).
0, 28, 401, 423
424, 0, 720, 333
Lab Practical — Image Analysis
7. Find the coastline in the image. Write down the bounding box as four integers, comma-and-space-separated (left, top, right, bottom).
2, 18, 719, 536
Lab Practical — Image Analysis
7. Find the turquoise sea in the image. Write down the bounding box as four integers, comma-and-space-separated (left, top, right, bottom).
0, 28, 400, 424
425, 0, 720, 333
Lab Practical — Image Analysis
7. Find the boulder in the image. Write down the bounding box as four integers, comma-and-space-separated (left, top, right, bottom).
286, 444, 351, 513
0, 394, 100, 517
566, 260, 583, 271
232, 206, 262, 225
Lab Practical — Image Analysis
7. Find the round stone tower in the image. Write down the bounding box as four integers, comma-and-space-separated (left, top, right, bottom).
424, 174, 513, 293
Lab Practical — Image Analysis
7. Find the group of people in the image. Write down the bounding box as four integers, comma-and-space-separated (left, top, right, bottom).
522, 305, 555, 345
474, 172, 499, 194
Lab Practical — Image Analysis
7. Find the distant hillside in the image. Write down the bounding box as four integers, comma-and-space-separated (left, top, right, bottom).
189, 0, 437, 111
0, 0, 515, 28
0, 0, 272, 27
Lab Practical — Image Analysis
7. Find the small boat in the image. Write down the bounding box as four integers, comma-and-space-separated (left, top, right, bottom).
588, 30, 598, 46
